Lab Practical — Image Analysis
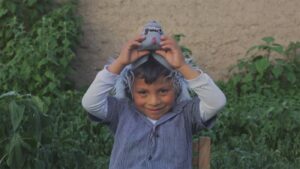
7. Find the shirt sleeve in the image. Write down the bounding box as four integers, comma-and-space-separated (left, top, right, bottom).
186, 72, 226, 122
81, 66, 119, 120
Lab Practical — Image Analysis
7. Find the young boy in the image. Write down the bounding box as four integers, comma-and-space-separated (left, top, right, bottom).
82, 35, 226, 169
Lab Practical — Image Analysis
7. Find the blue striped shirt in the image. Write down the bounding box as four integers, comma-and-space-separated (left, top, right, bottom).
98, 96, 215, 169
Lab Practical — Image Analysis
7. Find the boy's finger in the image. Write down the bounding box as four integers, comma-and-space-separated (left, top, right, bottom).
134, 35, 146, 42
160, 35, 177, 42
138, 50, 150, 57
160, 37, 177, 46
160, 41, 174, 48
155, 50, 171, 59
160, 44, 175, 51
132, 50, 150, 62
131, 41, 142, 48
155, 50, 165, 56
160, 35, 168, 40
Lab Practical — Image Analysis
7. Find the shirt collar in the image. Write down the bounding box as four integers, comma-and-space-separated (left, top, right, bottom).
131, 100, 190, 127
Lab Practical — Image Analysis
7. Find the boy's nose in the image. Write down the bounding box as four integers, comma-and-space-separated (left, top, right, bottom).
148, 94, 161, 106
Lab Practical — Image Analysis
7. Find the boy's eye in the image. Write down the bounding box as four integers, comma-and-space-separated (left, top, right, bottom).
159, 89, 169, 94
137, 90, 147, 96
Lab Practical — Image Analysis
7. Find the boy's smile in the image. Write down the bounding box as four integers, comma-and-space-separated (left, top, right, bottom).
132, 76, 176, 120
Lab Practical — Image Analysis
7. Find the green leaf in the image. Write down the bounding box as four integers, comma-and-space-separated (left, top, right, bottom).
37, 58, 48, 68
0, 154, 7, 166
172, 34, 185, 42
32, 96, 45, 112
7, 134, 25, 169
45, 71, 55, 80
232, 75, 242, 86
270, 44, 284, 54
262, 37, 275, 44
0, 8, 8, 18
246, 45, 259, 55
254, 57, 270, 75
181, 46, 192, 55
9, 101, 25, 132
272, 65, 283, 78
5, 1, 17, 13
242, 73, 253, 83
286, 71, 296, 84
0, 91, 18, 99
27, 0, 37, 7
33, 74, 42, 83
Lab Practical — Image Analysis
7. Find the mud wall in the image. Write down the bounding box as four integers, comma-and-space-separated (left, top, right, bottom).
72, 0, 300, 87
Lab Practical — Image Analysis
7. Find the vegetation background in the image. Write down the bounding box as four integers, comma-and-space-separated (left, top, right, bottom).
0, 0, 300, 169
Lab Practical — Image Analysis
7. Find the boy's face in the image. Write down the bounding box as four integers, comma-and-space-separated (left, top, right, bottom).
132, 76, 176, 120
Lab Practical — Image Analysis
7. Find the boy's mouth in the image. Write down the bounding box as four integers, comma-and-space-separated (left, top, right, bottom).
147, 106, 163, 111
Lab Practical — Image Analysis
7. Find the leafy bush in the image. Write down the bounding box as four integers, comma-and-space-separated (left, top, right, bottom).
0, 0, 79, 96
209, 91, 300, 169
0, 91, 50, 169
203, 37, 300, 168
226, 37, 300, 96
0, 91, 113, 169
0, 1, 115, 169
0, 0, 52, 48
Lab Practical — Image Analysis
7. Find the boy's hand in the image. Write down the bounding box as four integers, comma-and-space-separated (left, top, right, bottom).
108, 35, 149, 74
156, 35, 200, 79
155, 36, 186, 70
116, 35, 150, 66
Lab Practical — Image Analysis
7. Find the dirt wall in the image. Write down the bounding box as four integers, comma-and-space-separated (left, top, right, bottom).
71, 0, 300, 87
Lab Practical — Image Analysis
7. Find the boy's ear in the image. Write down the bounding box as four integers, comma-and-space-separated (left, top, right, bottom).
125, 86, 132, 100
175, 87, 181, 98
172, 78, 182, 100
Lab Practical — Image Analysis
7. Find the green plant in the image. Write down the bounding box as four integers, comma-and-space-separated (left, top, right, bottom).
227, 37, 300, 96
204, 37, 300, 168
208, 89, 300, 169
0, 0, 80, 97
0, 91, 49, 169
0, 0, 53, 49
0, 91, 114, 169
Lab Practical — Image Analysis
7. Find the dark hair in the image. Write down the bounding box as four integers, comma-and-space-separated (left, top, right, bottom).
133, 55, 171, 84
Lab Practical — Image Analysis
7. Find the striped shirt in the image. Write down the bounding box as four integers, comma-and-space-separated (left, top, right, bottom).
93, 96, 215, 169
82, 68, 226, 169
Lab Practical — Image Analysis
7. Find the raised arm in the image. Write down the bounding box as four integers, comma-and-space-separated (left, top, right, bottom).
156, 35, 226, 121
187, 72, 226, 121
81, 67, 118, 119
82, 35, 149, 119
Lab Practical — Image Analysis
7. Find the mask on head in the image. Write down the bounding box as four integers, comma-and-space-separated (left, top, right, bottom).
113, 21, 195, 102
139, 20, 164, 51
135, 21, 172, 70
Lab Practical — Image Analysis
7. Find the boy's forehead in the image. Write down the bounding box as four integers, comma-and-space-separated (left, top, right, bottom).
132, 53, 172, 70
134, 76, 173, 86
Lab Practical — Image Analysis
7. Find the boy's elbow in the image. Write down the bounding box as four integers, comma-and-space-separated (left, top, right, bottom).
82, 98, 103, 122
81, 94, 91, 112
81, 95, 108, 120
217, 92, 227, 110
